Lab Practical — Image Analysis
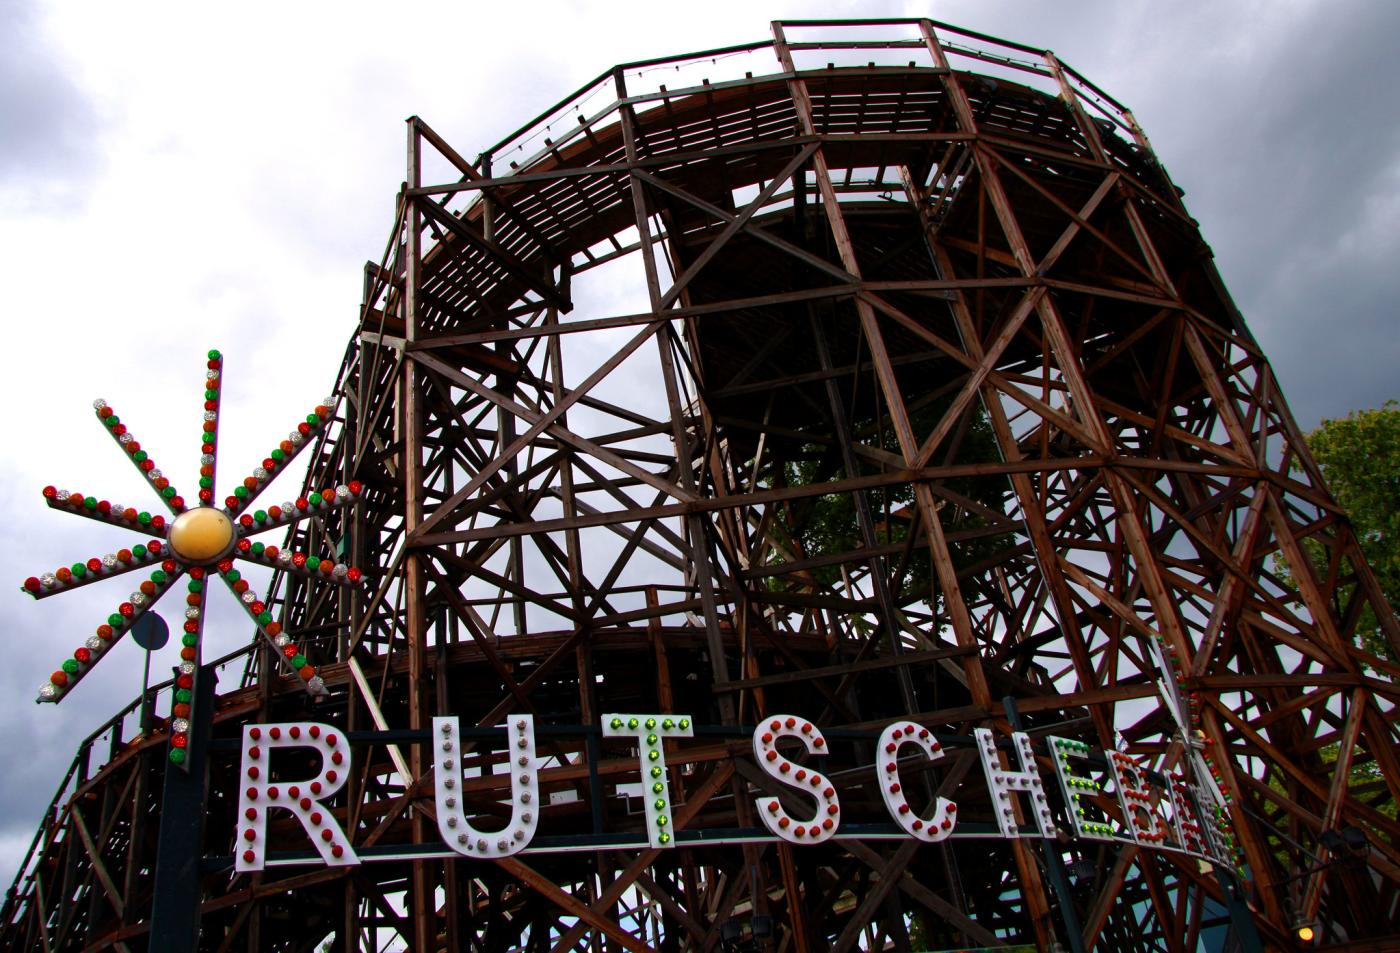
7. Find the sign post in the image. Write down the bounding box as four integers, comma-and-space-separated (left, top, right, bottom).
149, 662, 217, 952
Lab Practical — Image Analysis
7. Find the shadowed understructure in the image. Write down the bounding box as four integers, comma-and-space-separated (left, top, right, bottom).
3, 19, 1399, 953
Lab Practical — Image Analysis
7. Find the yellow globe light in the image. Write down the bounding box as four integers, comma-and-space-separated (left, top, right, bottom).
1296, 925, 1316, 943
166, 508, 235, 563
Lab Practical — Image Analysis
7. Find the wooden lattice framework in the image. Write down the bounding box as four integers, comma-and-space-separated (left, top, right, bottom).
3, 18, 1399, 953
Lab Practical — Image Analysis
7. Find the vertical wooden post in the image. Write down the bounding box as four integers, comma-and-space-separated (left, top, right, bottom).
404, 116, 434, 953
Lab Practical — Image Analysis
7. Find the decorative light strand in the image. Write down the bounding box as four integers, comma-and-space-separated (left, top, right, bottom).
93, 400, 186, 515
37, 562, 182, 703
233, 539, 363, 586
217, 562, 323, 695
167, 568, 209, 764
195, 352, 223, 507
231, 480, 363, 539
23, 540, 166, 600
42, 485, 169, 535
223, 397, 338, 518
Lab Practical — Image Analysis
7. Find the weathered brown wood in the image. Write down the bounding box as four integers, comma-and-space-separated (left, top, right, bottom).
8, 18, 1399, 953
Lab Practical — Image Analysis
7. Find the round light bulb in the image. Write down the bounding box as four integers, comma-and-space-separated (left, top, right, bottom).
167, 507, 236, 563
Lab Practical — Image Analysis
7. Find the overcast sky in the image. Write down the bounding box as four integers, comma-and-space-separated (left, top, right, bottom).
1, 0, 1396, 888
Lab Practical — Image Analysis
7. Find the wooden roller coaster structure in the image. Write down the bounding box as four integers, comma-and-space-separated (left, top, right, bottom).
3, 18, 1399, 953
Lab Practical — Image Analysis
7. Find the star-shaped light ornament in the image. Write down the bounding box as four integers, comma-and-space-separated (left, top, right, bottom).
21, 350, 366, 768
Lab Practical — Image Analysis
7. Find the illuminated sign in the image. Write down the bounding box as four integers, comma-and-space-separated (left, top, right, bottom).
230, 714, 1235, 872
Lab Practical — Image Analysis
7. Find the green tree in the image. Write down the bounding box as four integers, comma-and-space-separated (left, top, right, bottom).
1262, 404, 1400, 854
1301, 401, 1400, 661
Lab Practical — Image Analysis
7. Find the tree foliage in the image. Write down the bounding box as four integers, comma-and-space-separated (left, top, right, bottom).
1307, 402, 1400, 604
772, 399, 1008, 608
1302, 401, 1400, 661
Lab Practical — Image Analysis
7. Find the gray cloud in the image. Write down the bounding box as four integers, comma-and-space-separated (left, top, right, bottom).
1119, 4, 1400, 428
0, 0, 104, 210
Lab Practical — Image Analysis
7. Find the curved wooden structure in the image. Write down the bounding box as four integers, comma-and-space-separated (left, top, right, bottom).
4, 18, 1399, 952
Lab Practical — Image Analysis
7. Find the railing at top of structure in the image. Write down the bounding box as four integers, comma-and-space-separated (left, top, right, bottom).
451, 18, 1147, 198
0, 642, 257, 918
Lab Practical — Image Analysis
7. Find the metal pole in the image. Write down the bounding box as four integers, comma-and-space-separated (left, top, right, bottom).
148, 663, 217, 951
1218, 869, 1265, 953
